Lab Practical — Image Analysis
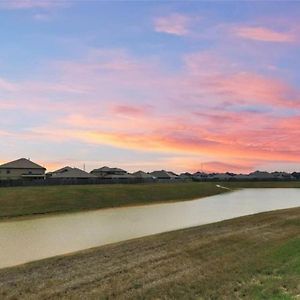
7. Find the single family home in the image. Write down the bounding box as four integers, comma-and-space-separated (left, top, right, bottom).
0, 158, 46, 180
90, 166, 128, 178
150, 170, 178, 180
48, 166, 96, 179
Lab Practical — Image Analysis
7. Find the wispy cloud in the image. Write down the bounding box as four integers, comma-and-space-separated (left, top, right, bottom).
33, 13, 51, 21
233, 26, 295, 43
0, 0, 67, 10
153, 13, 191, 36
110, 104, 153, 117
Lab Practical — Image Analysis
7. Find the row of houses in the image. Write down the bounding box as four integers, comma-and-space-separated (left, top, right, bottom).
0, 158, 179, 181
191, 171, 297, 181
0, 158, 299, 182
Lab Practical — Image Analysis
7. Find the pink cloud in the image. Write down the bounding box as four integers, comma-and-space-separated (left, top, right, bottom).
216, 72, 298, 107
2, 49, 300, 172
110, 104, 153, 117
154, 13, 191, 36
200, 161, 255, 173
28, 107, 300, 165
183, 52, 300, 108
233, 26, 295, 43
0, 78, 17, 92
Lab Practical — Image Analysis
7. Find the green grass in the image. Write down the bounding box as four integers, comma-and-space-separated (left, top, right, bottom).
0, 182, 226, 219
241, 201, 300, 299
239, 237, 300, 299
231, 217, 300, 300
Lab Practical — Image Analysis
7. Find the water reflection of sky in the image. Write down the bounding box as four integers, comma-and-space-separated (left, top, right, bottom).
0, 188, 300, 269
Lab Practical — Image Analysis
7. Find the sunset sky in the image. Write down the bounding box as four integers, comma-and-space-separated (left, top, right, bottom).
0, 0, 300, 173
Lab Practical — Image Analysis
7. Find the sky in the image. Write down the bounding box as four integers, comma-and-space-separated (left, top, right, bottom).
0, 0, 300, 173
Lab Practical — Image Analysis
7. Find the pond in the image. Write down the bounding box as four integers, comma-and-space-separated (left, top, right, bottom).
0, 188, 300, 269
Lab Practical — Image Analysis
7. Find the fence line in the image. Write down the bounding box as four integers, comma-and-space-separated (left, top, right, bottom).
0, 176, 298, 188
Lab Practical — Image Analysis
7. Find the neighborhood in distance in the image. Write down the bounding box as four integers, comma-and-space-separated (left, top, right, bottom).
0, 158, 299, 187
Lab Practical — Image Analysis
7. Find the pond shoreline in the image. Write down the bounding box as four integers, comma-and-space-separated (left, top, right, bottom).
0, 182, 227, 222
1, 181, 300, 222
0, 190, 229, 223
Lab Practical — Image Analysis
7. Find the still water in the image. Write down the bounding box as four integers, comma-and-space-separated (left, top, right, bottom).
0, 188, 300, 269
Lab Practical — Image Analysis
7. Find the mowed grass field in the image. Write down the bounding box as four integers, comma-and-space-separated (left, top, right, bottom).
1, 207, 300, 299
0, 182, 226, 220
1, 181, 300, 220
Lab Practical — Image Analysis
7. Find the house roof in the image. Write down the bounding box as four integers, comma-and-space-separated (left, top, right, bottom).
271, 171, 291, 177
248, 171, 274, 178
167, 171, 178, 177
132, 171, 153, 178
193, 172, 207, 177
234, 174, 249, 179
50, 166, 73, 174
0, 158, 46, 170
91, 166, 126, 173
180, 172, 192, 176
150, 170, 178, 178
179, 172, 192, 178
50, 167, 96, 179
208, 173, 233, 179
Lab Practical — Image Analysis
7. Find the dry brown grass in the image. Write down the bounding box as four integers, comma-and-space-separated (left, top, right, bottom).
1, 207, 300, 299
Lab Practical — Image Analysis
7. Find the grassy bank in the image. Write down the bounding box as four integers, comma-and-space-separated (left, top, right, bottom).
0, 182, 227, 220
1, 181, 300, 220
1, 207, 300, 299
